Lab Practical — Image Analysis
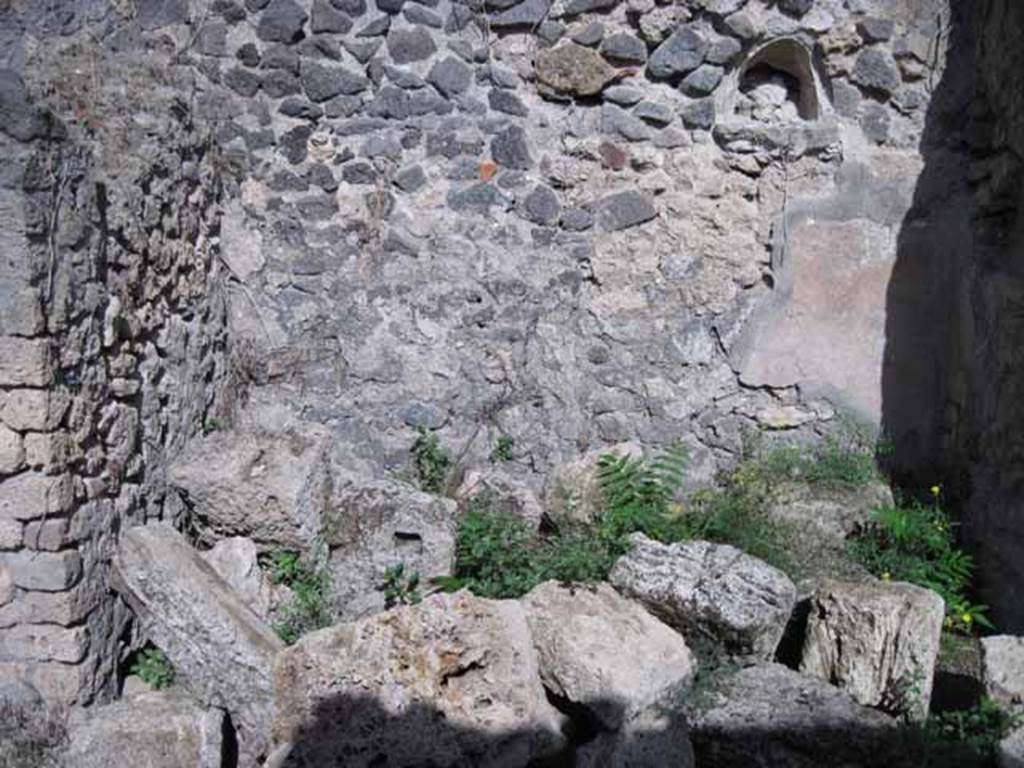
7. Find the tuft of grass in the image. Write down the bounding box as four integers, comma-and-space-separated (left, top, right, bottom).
129, 646, 175, 690
490, 434, 515, 463
261, 549, 332, 645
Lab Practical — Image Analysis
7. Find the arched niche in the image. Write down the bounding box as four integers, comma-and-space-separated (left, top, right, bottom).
717, 38, 830, 124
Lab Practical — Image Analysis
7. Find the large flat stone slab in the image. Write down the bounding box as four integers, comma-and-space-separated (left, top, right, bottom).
112, 523, 283, 763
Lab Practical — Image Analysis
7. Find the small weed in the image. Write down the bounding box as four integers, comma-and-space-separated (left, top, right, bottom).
202, 417, 225, 435
751, 424, 882, 487
261, 549, 332, 645
411, 427, 452, 494
381, 563, 421, 608
490, 434, 515, 463
129, 646, 175, 690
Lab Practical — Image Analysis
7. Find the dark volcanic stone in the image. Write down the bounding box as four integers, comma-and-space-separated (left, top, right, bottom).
599, 33, 647, 65
260, 44, 299, 72
681, 63, 724, 95
448, 182, 512, 212
491, 124, 531, 170
311, 0, 352, 32
852, 48, 901, 95
357, 14, 391, 35
594, 190, 657, 231
680, 97, 715, 129
521, 184, 561, 226
342, 161, 378, 184
778, 0, 812, 17
301, 60, 370, 101
280, 124, 313, 164
261, 70, 301, 97
330, 0, 366, 14
488, 89, 529, 117
427, 56, 472, 97
394, 164, 427, 192
236, 42, 260, 66
489, 0, 550, 28
377, 0, 406, 13
647, 26, 706, 78
224, 67, 262, 96
256, 0, 308, 42
386, 27, 437, 64
344, 39, 382, 62
404, 4, 443, 27
571, 21, 604, 46
563, 0, 616, 15
278, 96, 324, 119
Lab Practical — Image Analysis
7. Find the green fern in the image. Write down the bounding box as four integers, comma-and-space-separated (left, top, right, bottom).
596, 444, 688, 542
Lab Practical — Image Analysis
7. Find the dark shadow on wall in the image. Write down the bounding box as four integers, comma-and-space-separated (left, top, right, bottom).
881, 4, 976, 488
882, 1, 1024, 629
274, 690, 984, 768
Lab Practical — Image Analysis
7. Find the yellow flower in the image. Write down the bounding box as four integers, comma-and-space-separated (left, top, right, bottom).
881, 571, 892, 582
961, 613, 973, 625
930, 485, 941, 496
945, 616, 954, 628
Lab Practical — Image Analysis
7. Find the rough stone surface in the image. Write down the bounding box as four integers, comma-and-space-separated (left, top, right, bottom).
455, 467, 544, 529
272, 590, 565, 766
852, 48, 902, 95
542, 442, 643, 527
168, 428, 331, 550
326, 476, 457, 620
610, 534, 798, 660
801, 579, 945, 720
594, 190, 658, 232
522, 581, 696, 728
982, 635, 1024, 708
111, 524, 283, 762
535, 42, 617, 97
647, 27, 707, 79
64, 689, 224, 768
691, 663, 908, 768
201, 536, 277, 622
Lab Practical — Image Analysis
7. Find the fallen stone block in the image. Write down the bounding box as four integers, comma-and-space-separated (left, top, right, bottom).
800, 578, 944, 720
167, 427, 331, 550
65, 688, 223, 768
522, 580, 696, 729
272, 590, 565, 767
610, 533, 797, 660
112, 523, 283, 764
326, 475, 456, 620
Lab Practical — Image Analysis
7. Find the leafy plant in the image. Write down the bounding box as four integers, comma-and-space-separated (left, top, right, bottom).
411, 427, 452, 494
438, 494, 543, 598
923, 697, 1022, 758
130, 646, 175, 690
262, 549, 332, 645
381, 563, 421, 609
594, 443, 688, 543
490, 434, 515, 463
847, 493, 993, 634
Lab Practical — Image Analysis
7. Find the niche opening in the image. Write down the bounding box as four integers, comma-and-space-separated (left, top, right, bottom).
736, 39, 821, 122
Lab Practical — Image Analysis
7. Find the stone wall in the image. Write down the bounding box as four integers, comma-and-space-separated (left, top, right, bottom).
945, 0, 1024, 629
183, 0, 947, 483
0, 0, 968, 707
0, 28, 229, 703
